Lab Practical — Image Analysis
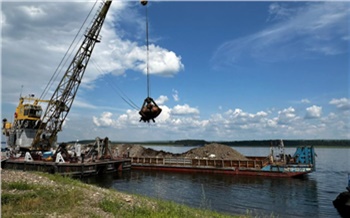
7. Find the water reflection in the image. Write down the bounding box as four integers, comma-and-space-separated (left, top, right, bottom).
83, 170, 320, 217
81, 146, 350, 218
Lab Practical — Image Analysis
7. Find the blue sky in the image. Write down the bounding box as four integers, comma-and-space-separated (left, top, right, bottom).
1, 1, 349, 142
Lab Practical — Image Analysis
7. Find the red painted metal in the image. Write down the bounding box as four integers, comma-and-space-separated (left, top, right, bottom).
131, 165, 308, 178
130, 155, 312, 178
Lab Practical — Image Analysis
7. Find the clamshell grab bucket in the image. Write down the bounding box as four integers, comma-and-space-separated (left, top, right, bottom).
139, 97, 162, 123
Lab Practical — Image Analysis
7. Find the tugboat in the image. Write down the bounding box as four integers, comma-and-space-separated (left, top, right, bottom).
333, 174, 350, 217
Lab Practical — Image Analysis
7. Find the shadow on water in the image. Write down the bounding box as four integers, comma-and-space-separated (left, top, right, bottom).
79, 170, 322, 218
80, 171, 131, 188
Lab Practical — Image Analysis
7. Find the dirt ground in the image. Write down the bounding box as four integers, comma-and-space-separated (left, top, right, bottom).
111, 143, 249, 160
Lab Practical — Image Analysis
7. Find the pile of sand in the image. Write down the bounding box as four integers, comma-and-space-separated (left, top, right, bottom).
112, 143, 248, 160
114, 144, 181, 158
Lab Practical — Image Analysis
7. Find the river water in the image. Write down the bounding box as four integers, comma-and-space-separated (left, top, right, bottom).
84, 146, 350, 218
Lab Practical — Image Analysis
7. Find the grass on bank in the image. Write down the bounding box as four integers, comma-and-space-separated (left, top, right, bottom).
1, 171, 245, 218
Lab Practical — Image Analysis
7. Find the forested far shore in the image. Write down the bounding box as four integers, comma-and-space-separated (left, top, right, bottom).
215, 139, 350, 147
63, 139, 350, 147
171, 139, 350, 147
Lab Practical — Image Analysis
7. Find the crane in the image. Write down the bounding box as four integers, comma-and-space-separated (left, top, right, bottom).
32, 0, 112, 150
2, 1, 113, 152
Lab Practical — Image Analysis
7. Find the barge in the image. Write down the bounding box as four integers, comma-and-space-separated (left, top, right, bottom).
131, 145, 316, 178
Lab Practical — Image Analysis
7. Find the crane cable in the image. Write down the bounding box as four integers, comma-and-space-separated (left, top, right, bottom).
145, 3, 150, 98
39, 1, 99, 102
91, 59, 140, 110
138, 1, 163, 123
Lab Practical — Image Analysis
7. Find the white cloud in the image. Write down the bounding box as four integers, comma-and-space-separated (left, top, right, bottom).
209, 109, 270, 133
171, 104, 199, 115
267, 3, 293, 21
153, 105, 172, 123
155, 95, 168, 105
87, 97, 350, 141
172, 89, 179, 102
212, 2, 350, 68
277, 107, 297, 124
224, 108, 268, 124
93, 112, 114, 127
305, 105, 322, 119
140, 45, 184, 76
72, 97, 98, 109
18, 5, 47, 18
97, 43, 184, 80
301, 98, 311, 104
329, 98, 350, 110
1, 2, 184, 104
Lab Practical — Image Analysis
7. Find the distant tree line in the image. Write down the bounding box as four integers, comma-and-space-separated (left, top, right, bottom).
173, 139, 350, 147
214, 140, 350, 147
173, 139, 207, 146
64, 139, 350, 147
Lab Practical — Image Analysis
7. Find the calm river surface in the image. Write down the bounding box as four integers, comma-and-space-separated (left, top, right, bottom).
84, 146, 350, 218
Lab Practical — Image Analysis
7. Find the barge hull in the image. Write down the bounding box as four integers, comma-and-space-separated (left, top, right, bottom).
131, 164, 310, 178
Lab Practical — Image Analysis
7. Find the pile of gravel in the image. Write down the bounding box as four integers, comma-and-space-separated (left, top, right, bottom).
182, 143, 248, 160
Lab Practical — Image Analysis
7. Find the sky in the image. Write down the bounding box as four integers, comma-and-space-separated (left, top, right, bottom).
1, 1, 349, 142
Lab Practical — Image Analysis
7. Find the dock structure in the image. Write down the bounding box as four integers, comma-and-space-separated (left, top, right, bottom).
1, 137, 131, 176
1, 158, 131, 177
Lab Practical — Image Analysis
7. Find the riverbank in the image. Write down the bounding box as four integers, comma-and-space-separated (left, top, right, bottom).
1, 169, 244, 218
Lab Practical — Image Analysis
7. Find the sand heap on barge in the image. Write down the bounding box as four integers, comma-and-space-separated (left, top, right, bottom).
114, 141, 316, 178
114, 143, 248, 160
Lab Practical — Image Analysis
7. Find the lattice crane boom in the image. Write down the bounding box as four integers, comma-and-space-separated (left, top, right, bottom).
32, 1, 112, 149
